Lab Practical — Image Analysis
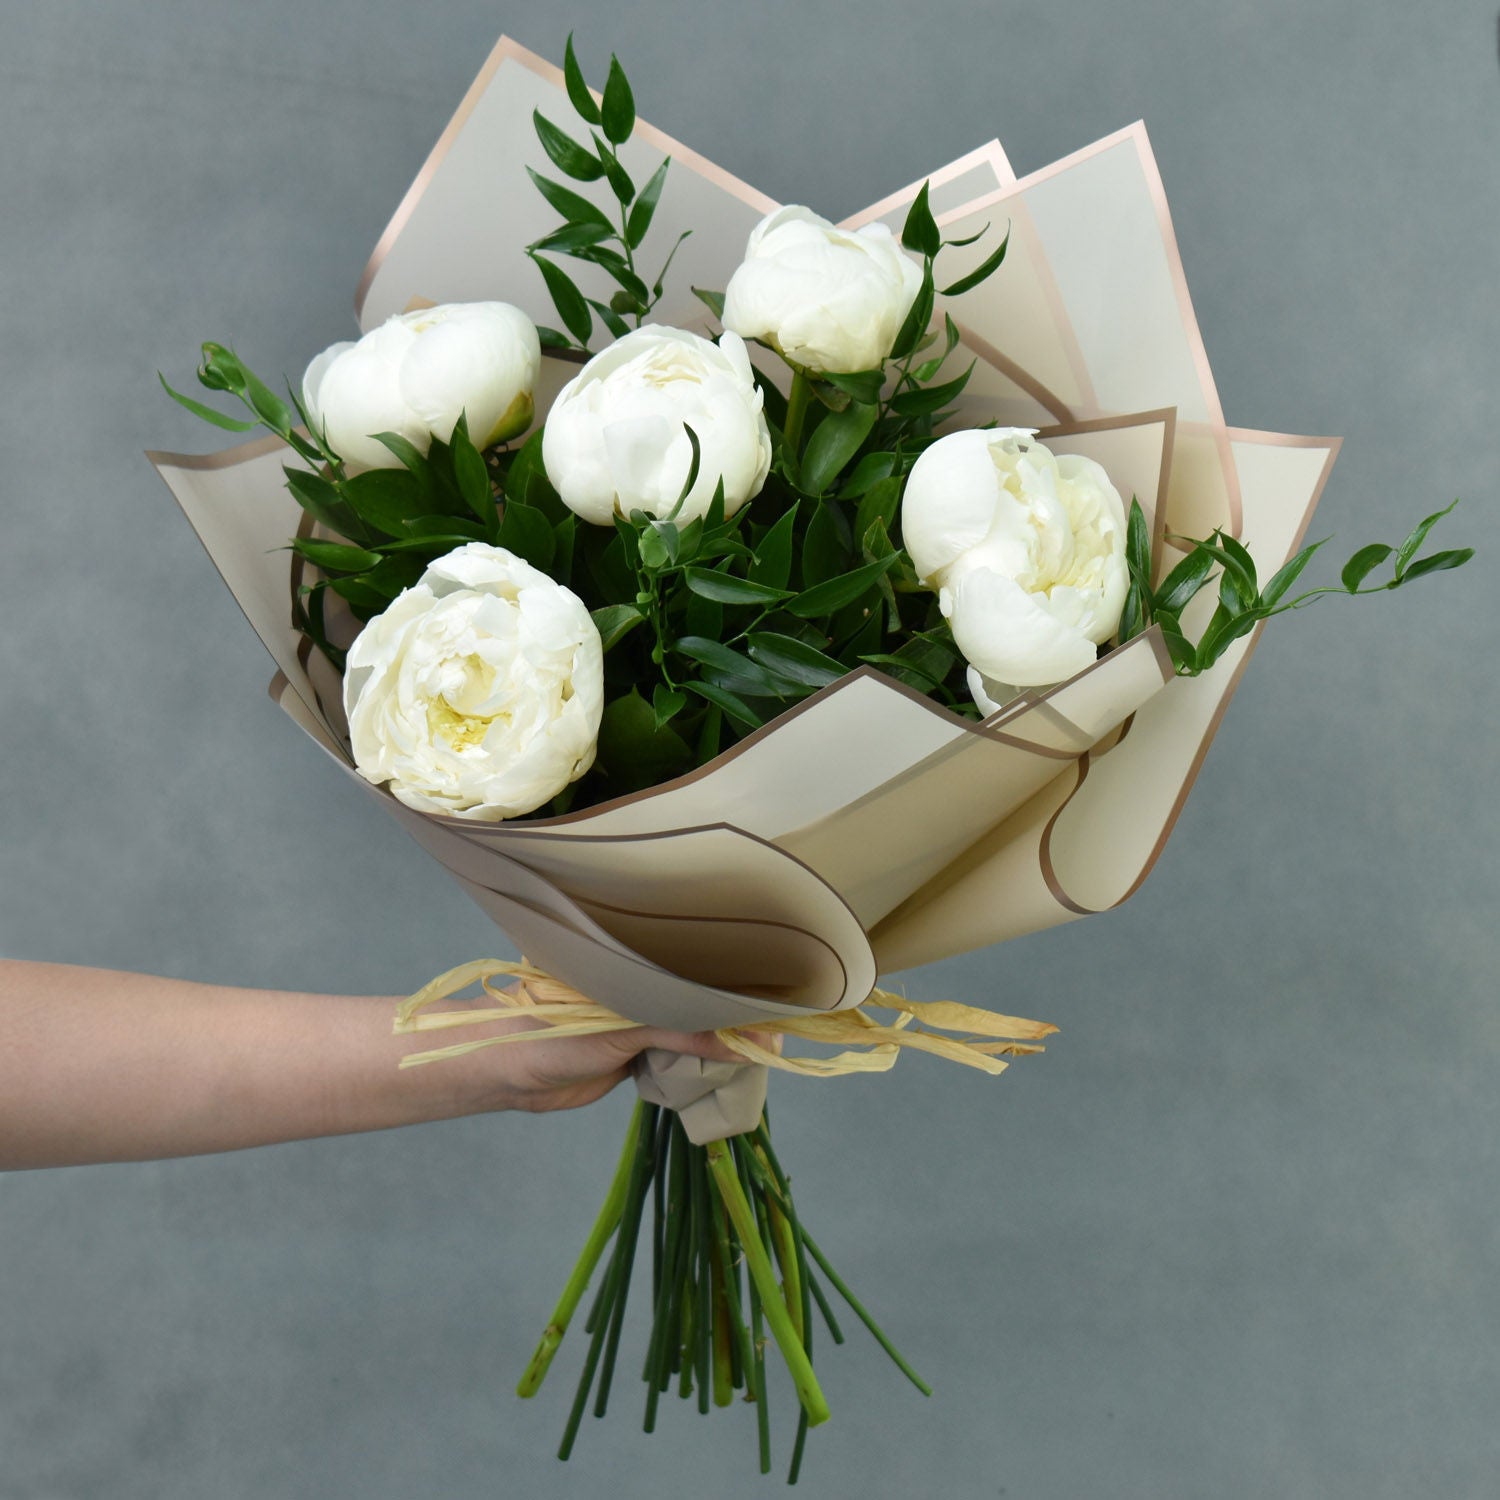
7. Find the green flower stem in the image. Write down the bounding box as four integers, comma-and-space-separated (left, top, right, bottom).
783, 369, 813, 457
758, 1144, 806, 1343
798, 1228, 932, 1398
705, 1140, 831, 1428
516, 1103, 640, 1398
753, 1123, 928, 1396
592, 1102, 659, 1417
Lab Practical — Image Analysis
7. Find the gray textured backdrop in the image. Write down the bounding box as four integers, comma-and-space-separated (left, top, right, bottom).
2, 1, 1497, 1496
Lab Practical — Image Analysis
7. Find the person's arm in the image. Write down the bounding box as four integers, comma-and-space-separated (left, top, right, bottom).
0, 960, 737, 1170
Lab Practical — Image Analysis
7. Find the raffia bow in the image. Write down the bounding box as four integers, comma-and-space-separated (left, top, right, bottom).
394, 958, 1056, 1076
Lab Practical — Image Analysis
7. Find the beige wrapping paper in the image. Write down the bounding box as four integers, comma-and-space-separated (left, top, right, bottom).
151, 36, 1339, 1129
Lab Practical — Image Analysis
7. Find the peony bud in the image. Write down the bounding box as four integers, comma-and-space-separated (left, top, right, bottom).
542, 326, 771, 525
303, 302, 540, 471
721, 205, 923, 374
901, 428, 1128, 696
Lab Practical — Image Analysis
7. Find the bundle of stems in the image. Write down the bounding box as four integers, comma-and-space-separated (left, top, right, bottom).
517, 1102, 930, 1483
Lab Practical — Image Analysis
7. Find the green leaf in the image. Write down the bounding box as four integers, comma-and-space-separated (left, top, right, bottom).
1118, 580, 1145, 644
401, 514, 485, 541
376, 533, 487, 554
675, 636, 793, 698
587, 297, 631, 341
1217, 533, 1258, 595
889, 263, 936, 361
1195, 605, 1264, 672
598, 144, 635, 205
839, 451, 897, 498
1154, 611, 1196, 671
669, 424, 702, 520
573, 245, 650, 306
159, 373, 258, 432
1394, 498, 1461, 578
1341, 542, 1394, 592
859, 648, 949, 692
238, 365, 295, 437
537, 325, 573, 350
563, 34, 602, 124
684, 569, 793, 606
290, 538, 383, 573
529, 220, 615, 253
590, 603, 646, 651
626, 157, 670, 248
1395, 547, 1475, 582
822, 369, 885, 406
1259, 539, 1326, 606
939, 227, 1010, 297
683, 680, 762, 731
749, 503, 799, 591
552, 511, 576, 585
533, 109, 605, 181
901, 181, 941, 259
341, 468, 429, 537
854, 475, 903, 547
747, 632, 846, 689
502, 427, 565, 521
691, 286, 726, 320
650, 229, 692, 300
802, 500, 849, 587
450, 414, 494, 524
597, 690, 690, 793
526, 168, 613, 232
601, 55, 636, 144
652, 685, 687, 729
530, 253, 593, 346
369, 430, 430, 481
786, 554, 900, 619
800, 401, 879, 496
282, 466, 362, 539
495, 499, 556, 570
1155, 544, 1217, 613
1189, 535, 1257, 606
889, 362, 973, 418
1125, 498, 1152, 591
911, 312, 964, 383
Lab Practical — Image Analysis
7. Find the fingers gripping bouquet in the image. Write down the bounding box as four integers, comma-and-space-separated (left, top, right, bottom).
153, 34, 1472, 1482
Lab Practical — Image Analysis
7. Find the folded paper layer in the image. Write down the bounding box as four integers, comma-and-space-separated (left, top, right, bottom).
151, 35, 1339, 1030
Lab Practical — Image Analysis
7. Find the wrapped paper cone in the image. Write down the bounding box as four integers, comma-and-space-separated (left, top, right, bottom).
149, 35, 1338, 1034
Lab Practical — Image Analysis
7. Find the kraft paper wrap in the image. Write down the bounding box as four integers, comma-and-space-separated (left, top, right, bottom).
150, 37, 1339, 1132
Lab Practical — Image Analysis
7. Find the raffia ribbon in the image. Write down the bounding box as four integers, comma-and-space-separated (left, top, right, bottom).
393, 958, 1056, 1077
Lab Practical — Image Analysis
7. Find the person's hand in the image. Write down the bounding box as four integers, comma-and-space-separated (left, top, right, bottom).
440, 1012, 757, 1116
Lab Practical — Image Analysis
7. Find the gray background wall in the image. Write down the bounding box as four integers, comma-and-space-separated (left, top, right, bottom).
1, 1, 1497, 1495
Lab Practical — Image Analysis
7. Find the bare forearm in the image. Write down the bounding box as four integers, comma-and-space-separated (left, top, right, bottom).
0, 960, 498, 1169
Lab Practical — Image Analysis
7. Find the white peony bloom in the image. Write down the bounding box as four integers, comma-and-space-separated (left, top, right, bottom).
901, 428, 1129, 694
542, 326, 771, 525
721, 205, 923, 374
303, 302, 541, 471
343, 544, 603, 820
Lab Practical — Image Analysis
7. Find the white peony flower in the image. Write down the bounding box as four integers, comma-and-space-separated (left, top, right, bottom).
343, 544, 603, 820
901, 428, 1129, 695
303, 302, 541, 471
542, 326, 771, 525
721, 205, 924, 374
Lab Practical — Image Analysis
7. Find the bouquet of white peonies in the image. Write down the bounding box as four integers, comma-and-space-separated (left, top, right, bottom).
153, 34, 1471, 1482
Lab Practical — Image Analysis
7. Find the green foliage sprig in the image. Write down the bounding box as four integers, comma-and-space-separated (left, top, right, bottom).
1119, 496, 1474, 673
526, 36, 687, 350
161, 343, 578, 671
